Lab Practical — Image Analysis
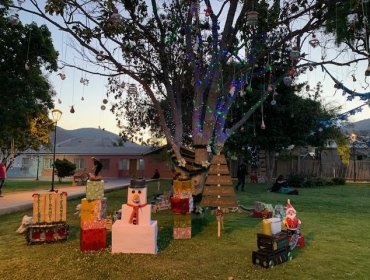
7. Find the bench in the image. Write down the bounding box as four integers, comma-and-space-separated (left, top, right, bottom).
72, 172, 89, 186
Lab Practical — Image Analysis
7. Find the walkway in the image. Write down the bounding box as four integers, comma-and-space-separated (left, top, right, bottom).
0, 178, 131, 215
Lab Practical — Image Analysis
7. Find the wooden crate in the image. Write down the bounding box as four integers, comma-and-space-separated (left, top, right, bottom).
252, 247, 292, 268
26, 222, 69, 245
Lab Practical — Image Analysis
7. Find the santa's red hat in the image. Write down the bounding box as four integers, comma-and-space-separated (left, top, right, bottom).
286, 199, 296, 213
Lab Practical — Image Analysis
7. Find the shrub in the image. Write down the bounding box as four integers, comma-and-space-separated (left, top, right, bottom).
54, 159, 76, 182
332, 177, 346, 185
287, 174, 305, 188
302, 180, 314, 188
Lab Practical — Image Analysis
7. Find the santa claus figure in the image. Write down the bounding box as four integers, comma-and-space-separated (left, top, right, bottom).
283, 199, 301, 230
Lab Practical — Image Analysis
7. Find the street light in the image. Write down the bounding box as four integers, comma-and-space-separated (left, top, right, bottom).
50, 109, 62, 192
350, 133, 357, 182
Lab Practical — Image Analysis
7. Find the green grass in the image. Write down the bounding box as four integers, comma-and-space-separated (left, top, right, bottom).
0, 181, 370, 280
2, 179, 71, 193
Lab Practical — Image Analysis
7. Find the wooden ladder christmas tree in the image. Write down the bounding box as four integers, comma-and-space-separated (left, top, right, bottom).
200, 153, 238, 237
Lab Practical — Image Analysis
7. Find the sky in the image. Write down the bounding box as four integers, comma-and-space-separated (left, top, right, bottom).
17, 2, 370, 136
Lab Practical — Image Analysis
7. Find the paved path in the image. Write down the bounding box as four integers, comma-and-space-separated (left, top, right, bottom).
0, 179, 131, 215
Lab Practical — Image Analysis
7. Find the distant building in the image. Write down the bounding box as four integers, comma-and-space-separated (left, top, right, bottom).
8, 127, 174, 180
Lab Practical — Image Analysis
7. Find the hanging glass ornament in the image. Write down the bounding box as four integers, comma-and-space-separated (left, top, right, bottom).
70, 106, 75, 113
309, 64, 314, 71
58, 98, 62, 104
352, 75, 357, 82
101, 105, 106, 110
309, 34, 320, 48
305, 85, 310, 91
96, 51, 105, 61
120, 81, 126, 88
8, 14, 20, 26
246, 11, 259, 26
204, 7, 211, 17
102, 98, 108, 104
81, 96, 84, 101
261, 119, 266, 129
267, 84, 273, 92
110, 7, 122, 25
271, 99, 276, 106
25, 60, 30, 71
289, 47, 300, 61
365, 61, 370, 76
283, 76, 292, 86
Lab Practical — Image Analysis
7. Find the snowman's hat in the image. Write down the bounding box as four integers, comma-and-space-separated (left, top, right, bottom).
130, 179, 146, 188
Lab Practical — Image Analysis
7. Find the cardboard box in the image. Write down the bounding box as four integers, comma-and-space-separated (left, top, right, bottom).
112, 220, 158, 254
86, 180, 105, 200
80, 198, 107, 222
80, 227, 107, 252
173, 227, 191, 239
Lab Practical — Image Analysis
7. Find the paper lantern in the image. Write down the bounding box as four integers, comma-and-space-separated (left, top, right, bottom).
246, 11, 259, 26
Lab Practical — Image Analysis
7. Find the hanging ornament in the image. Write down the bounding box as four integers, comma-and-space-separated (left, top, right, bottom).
309, 64, 314, 71
80, 77, 89, 85
309, 34, 320, 48
365, 60, 370, 76
17, 0, 25, 5
271, 99, 276, 106
120, 81, 126, 88
128, 84, 138, 94
289, 47, 300, 61
191, 1, 200, 16
261, 119, 266, 129
102, 98, 108, 104
229, 84, 236, 96
81, 96, 84, 101
246, 11, 259, 26
240, 126, 245, 132
267, 84, 273, 92
58, 72, 66, 80
305, 85, 310, 91
8, 14, 20, 26
70, 106, 75, 113
101, 105, 106, 110
204, 7, 212, 17
240, 86, 245, 97
283, 76, 292, 86
96, 51, 105, 62
352, 75, 357, 82
25, 60, 30, 71
288, 67, 296, 77
58, 98, 62, 104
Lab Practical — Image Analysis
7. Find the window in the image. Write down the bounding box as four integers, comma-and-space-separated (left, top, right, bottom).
22, 157, 30, 166
100, 159, 110, 170
43, 158, 53, 169
74, 158, 85, 169
118, 159, 129, 170
137, 159, 144, 170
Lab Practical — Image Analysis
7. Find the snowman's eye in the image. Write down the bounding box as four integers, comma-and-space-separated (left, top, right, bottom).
132, 190, 135, 194
138, 190, 141, 194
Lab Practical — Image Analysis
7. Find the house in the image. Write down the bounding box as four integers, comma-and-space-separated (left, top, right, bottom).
7, 127, 174, 180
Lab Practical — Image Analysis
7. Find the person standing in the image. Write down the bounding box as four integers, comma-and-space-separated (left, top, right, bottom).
90, 157, 103, 179
0, 159, 7, 197
235, 162, 247, 191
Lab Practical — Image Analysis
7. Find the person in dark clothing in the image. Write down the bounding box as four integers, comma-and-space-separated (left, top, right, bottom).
235, 162, 247, 191
151, 169, 160, 179
271, 175, 298, 195
91, 157, 103, 177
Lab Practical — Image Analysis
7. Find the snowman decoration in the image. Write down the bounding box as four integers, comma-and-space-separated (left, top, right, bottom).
112, 179, 158, 254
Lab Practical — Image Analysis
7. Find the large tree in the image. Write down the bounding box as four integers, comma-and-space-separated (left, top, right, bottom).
7, 0, 368, 185
0, 2, 58, 166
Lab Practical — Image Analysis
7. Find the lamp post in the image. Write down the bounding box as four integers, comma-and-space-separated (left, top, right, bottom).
50, 109, 62, 192
350, 133, 357, 182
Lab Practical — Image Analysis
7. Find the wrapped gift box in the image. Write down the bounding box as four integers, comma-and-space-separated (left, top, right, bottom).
32, 194, 46, 223
173, 180, 193, 193
55, 192, 67, 222
173, 227, 191, 239
257, 231, 289, 252
170, 197, 189, 214
80, 227, 107, 252
44, 193, 56, 223
174, 213, 192, 228
112, 220, 158, 254
26, 222, 69, 245
86, 180, 105, 200
80, 198, 107, 222
81, 219, 107, 230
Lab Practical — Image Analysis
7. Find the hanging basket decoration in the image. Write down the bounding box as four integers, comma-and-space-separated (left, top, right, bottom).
261, 119, 266, 130
101, 105, 106, 111
128, 84, 138, 94
96, 51, 105, 62
8, 14, 20, 26
246, 11, 259, 26
289, 47, 300, 61
70, 106, 75, 114
110, 7, 122, 25
309, 34, 320, 48
102, 98, 108, 104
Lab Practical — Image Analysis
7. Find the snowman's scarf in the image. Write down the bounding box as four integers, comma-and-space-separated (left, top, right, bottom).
127, 203, 147, 225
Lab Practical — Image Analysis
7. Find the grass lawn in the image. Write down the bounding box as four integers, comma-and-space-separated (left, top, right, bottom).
0, 181, 370, 280
2, 179, 71, 193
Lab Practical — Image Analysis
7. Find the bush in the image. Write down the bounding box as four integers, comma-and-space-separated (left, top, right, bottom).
54, 159, 76, 182
302, 180, 314, 188
332, 177, 346, 185
287, 174, 305, 188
